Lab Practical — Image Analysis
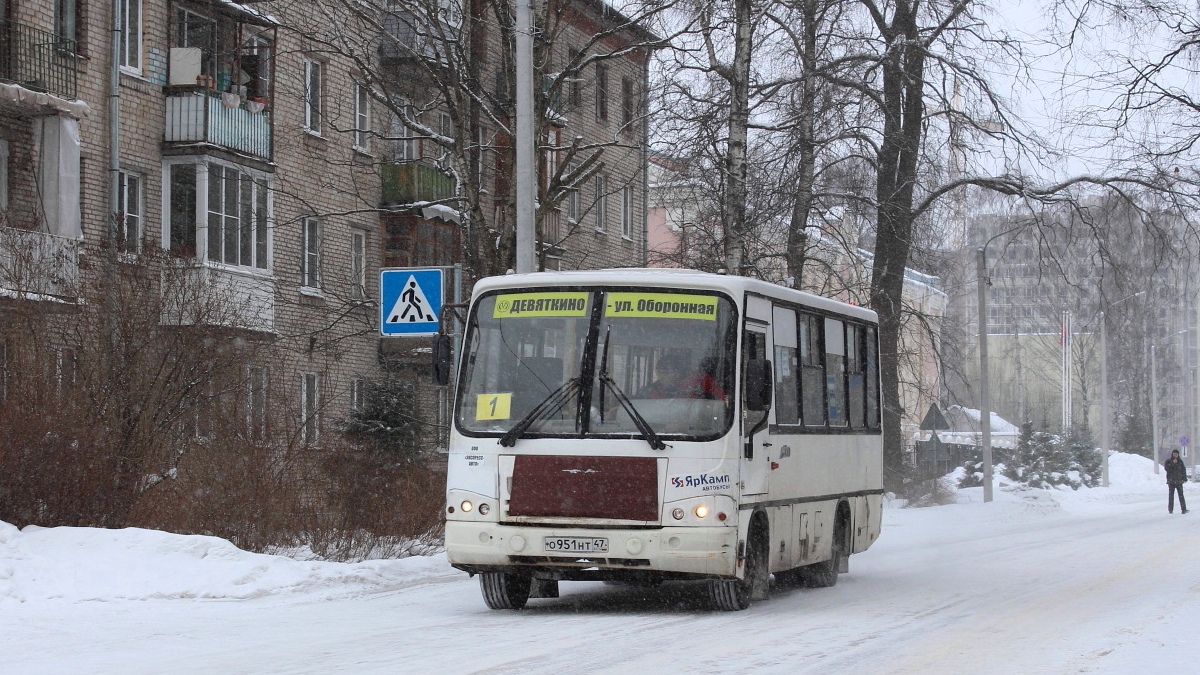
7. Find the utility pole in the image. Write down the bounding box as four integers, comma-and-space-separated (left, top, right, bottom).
514, 0, 536, 273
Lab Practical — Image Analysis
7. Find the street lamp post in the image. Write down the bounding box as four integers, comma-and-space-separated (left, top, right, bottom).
1151, 344, 1160, 476
976, 248, 994, 503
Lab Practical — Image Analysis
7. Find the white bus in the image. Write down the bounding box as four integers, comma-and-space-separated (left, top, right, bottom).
438, 269, 883, 610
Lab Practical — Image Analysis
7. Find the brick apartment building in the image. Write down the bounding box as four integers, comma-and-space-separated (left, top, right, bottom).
0, 0, 652, 468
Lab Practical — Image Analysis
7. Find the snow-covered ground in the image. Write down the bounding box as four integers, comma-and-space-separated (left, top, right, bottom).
2, 453, 1196, 674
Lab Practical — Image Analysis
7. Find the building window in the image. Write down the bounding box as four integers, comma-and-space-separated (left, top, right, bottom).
117, 170, 142, 254
621, 185, 633, 238
350, 378, 365, 413
56, 347, 77, 399
302, 217, 322, 290
354, 83, 371, 152
595, 63, 608, 122
350, 229, 366, 300
567, 48, 582, 109
564, 162, 578, 220
207, 164, 269, 269
304, 58, 324, 134
247, 365, 267, 442
176, 8, 216, 77
544, 128, 559, 190
119, 0, 142, 73
55, 0, 79, 50
384, 216, 459, 267
166, 160, 270, 270
301, 372, 320, 444
0, 140, 8, 212
621, 77, 635, 127
593, 174, 607, 232
0, 340, 7, 402
390, 107, 417, 162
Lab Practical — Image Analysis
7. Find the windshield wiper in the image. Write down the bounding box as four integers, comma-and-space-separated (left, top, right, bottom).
597, 327, 665, 451
499, 377, 581, 447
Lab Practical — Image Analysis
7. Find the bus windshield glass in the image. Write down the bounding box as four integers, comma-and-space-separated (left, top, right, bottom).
456, 288, 736, 440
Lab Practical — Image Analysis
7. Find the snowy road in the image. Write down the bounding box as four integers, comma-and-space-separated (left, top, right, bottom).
3, 454, 1196, 674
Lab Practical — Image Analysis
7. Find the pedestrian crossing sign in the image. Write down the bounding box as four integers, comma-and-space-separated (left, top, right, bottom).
380, 268, 444, 336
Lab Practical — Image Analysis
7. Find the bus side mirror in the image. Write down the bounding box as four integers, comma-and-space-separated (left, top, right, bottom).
745, 359, 772, 411
432, 334, 453, 386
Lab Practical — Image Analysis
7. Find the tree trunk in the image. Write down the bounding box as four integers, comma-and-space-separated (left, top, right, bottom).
723, 0, 753, 274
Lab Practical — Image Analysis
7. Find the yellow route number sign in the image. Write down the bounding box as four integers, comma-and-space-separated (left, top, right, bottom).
475, 393, 512, 420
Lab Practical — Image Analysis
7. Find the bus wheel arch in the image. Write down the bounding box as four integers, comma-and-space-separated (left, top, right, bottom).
710, 510, 769, 610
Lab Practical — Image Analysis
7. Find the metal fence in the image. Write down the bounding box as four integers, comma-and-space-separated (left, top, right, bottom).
165, 87, 273, 161
0, 20, 78, 100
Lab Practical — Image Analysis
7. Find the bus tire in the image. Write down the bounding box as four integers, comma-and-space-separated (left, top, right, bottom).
709, 520, 768, 610
480, 571, 531, 610
803, 516, 847, 588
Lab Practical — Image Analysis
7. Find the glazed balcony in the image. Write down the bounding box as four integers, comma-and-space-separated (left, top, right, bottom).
160, 263, 275, 334
164, 86, 272, 161
0, 20, 78, 101
0, 226, 80, 305
381, 161, 456, 205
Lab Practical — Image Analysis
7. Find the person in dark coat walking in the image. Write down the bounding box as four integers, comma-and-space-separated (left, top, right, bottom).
1165, 449, 1189, 514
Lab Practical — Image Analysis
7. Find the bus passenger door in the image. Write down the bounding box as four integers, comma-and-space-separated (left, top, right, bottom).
742, 323, 770, 496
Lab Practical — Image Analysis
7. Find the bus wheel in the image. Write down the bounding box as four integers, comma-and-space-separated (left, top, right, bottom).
480, 571, 531, 610
709, 524, 768, 610
803, 518, 847, 588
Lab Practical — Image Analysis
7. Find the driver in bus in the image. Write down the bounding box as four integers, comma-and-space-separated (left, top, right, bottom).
640, 352, 726, 400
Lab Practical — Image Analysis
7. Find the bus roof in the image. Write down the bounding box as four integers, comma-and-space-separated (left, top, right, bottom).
471, 269, 879, 323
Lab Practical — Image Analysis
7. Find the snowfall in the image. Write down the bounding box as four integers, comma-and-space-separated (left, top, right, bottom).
1, 453, 1196, 675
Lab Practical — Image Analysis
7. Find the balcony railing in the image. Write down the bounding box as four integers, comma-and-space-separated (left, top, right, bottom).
0, 20, 79, 100
0, 226, 80, 303
164, 86, 272, 161
382, 162, 457, 204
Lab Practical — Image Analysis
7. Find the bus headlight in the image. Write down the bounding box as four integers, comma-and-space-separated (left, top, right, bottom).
672, 508, 685, 520
694, 504, 710, 519
460, 500, 474, 513
478, 503, 490, 516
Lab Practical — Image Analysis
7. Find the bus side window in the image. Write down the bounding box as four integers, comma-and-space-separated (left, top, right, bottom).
826, 318, 847, 427
799, 313, 826, 426
847, 324, 866, 428
772, 305, 799, 425
866, 326, 880, 428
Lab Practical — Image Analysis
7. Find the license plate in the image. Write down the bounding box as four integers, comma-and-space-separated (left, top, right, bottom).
543, 536, 609, 554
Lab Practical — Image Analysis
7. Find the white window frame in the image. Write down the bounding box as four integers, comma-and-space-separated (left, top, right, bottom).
161, 158, 273, 272
0, 140, 8, 212
544, 128, 560, 191
350, 378, 365, 413
304, 58, 324, 135
301, 216, 323, 291
353, 83, 371, 152
301, 372, 321, 444
593, 174, 607, 232
117, 169, 143, 254
621, 185, 633, 239
118, 0, 143, 74
390, 107, 417, 162
350, 228, 366, 300
247, 365, 267, 442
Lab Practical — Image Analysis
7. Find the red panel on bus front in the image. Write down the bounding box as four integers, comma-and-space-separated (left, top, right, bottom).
508, 455, 659, 521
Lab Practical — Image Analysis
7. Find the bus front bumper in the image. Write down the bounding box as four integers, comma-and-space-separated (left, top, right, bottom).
445, 521, 739, 578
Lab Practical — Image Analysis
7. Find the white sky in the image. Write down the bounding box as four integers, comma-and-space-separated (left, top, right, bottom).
3, 451, 1197, 674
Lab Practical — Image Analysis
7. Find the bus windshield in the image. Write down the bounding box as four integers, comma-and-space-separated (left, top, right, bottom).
456, 288, 737, 441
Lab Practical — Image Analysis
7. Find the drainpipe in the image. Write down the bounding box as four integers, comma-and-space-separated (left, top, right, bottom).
109, 0, 121, 248
105, 0, 121, 349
